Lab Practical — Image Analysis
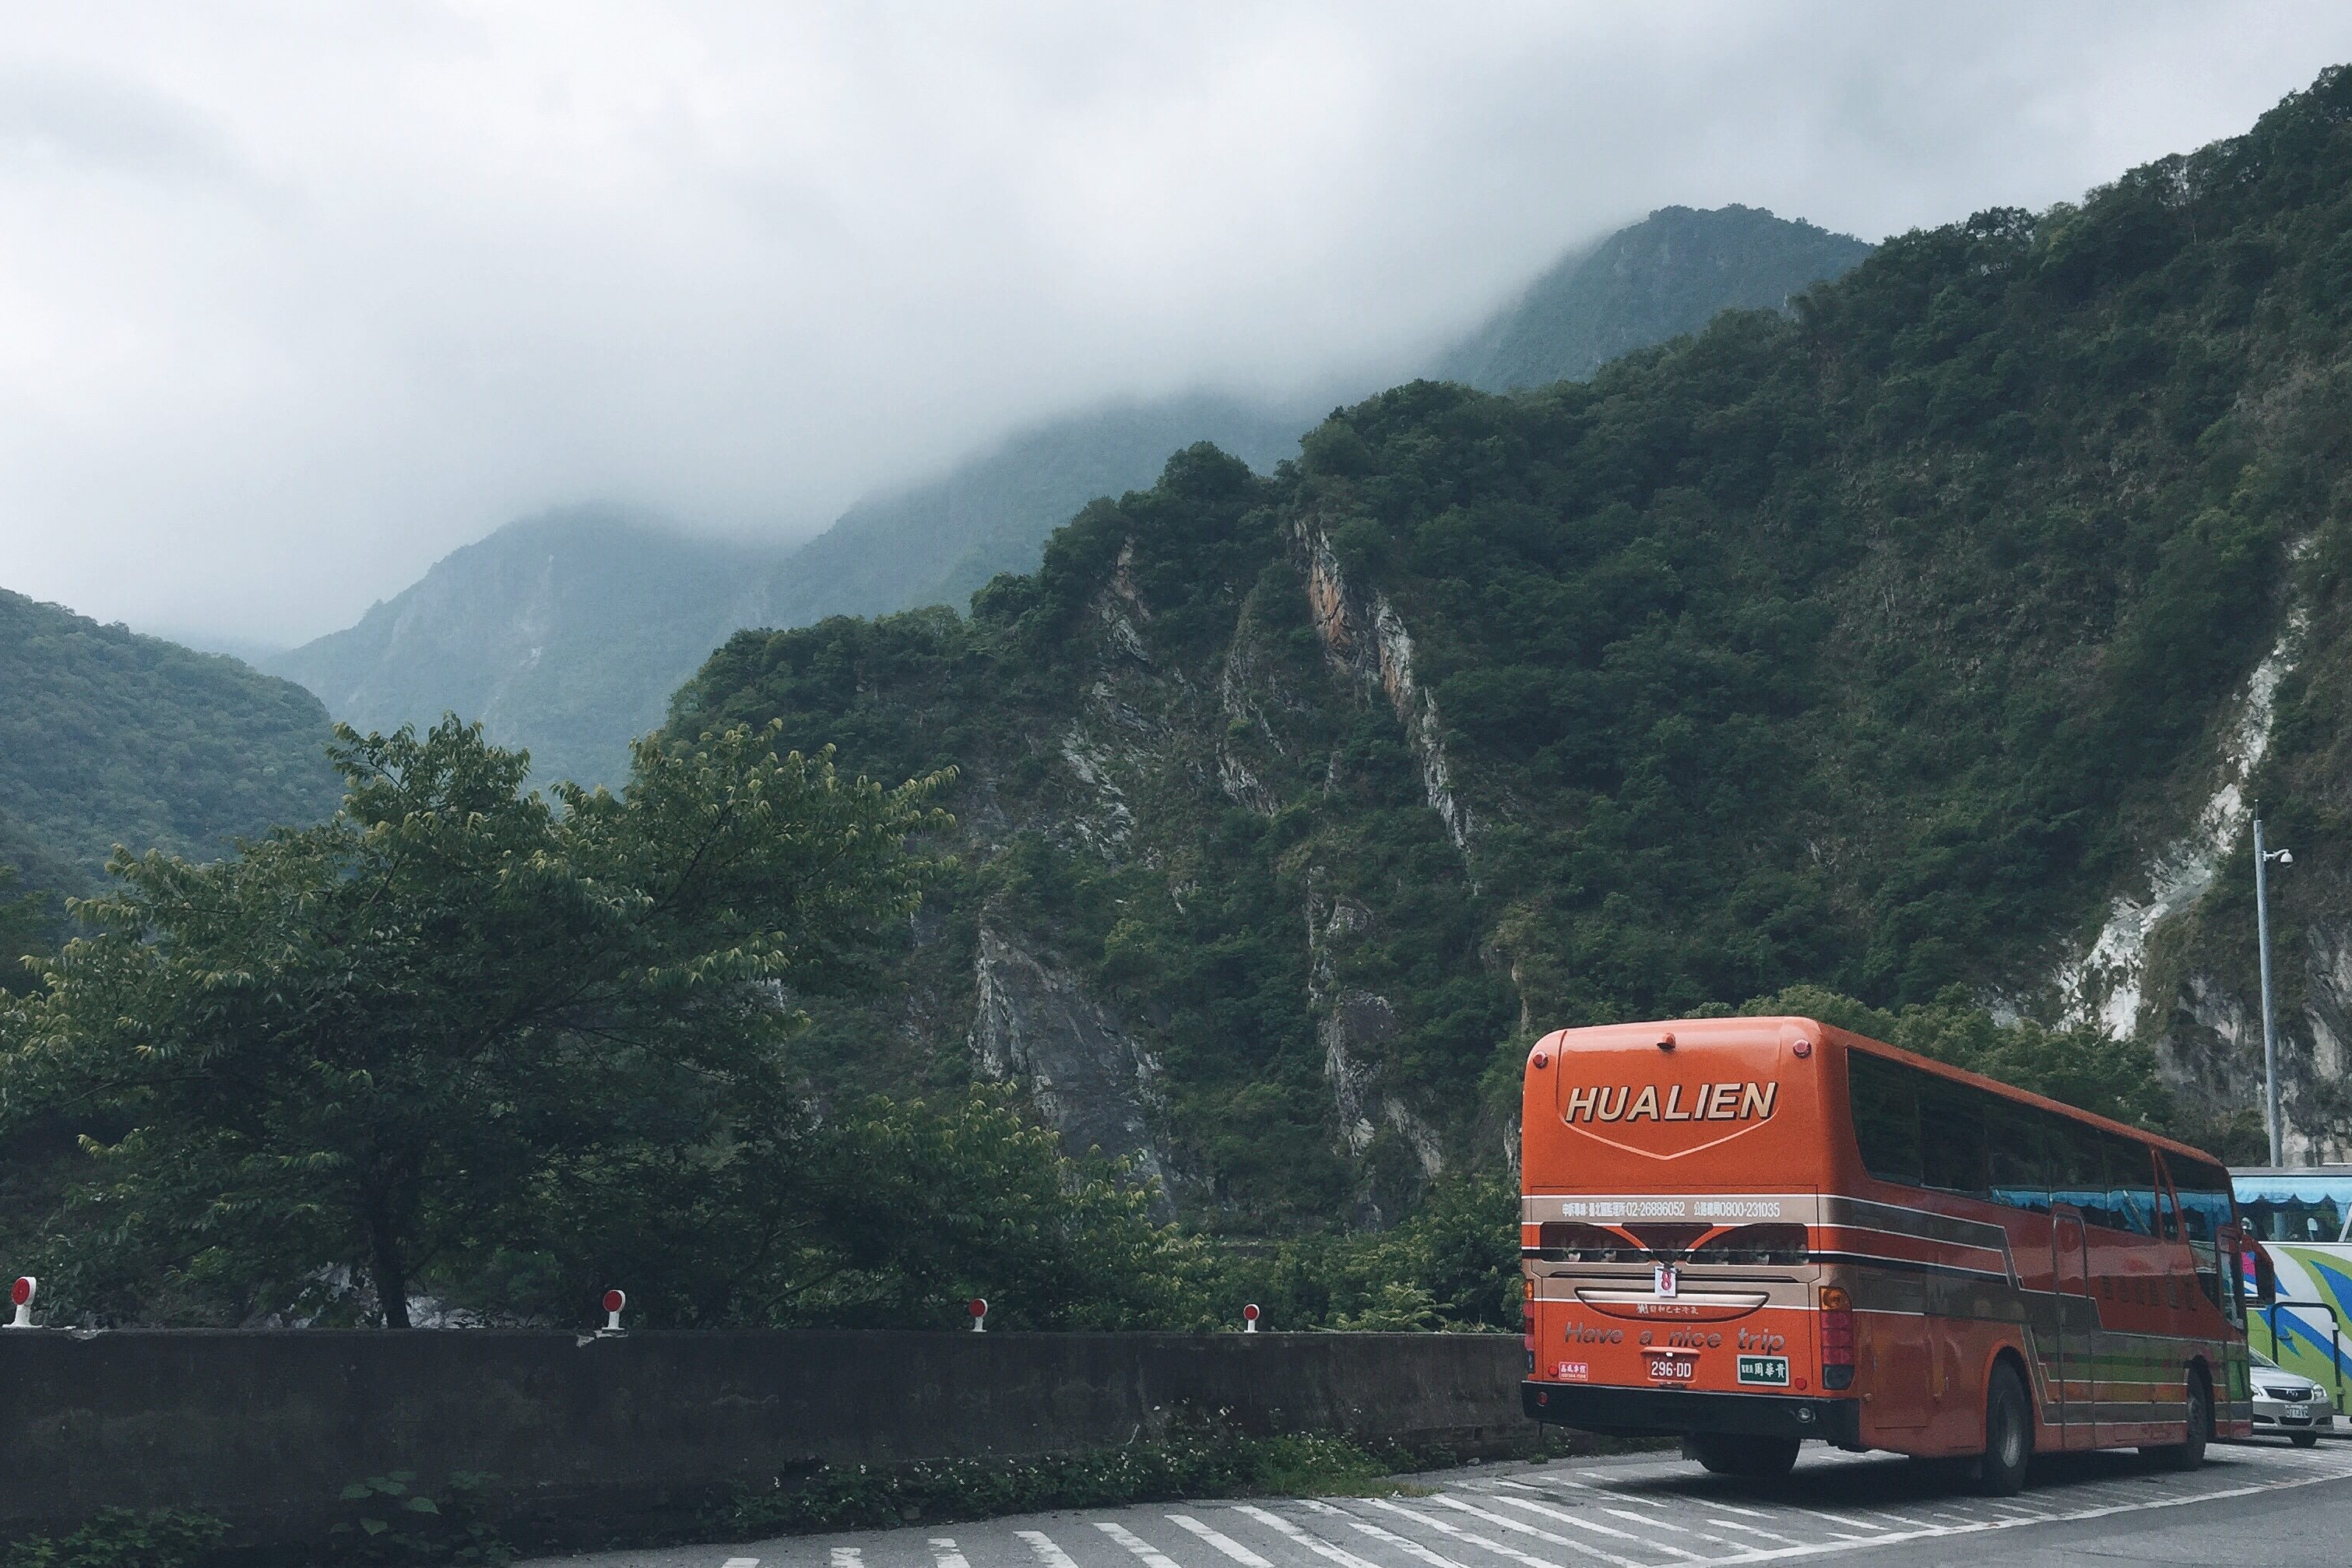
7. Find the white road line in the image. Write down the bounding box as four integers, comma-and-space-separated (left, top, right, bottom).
1169, 1514, 1274, 1568
1974, 1500, 2048, 1519
1099, 1522, 1187, 1568
1697, 1503, 1769, 1521
1438, 1493, 1656, 1549
1301, 1501, 1480, 1568
1470, 1491, 1707, 1558
1599, 1510, 1684, 1531
1369, 1497, 1641, 1568
931, 1540, 972, 1568
830, 1551, 863, 1568
1018, 1531, 1084, 1568
1584, 1506, 1744, 1556
1587, 1454, 2352, 1564
1495, 1478, 1594, 1494
1851, 1514, 1927, 1534
722, 1559, 759, 1567
1703, 1520, 1801, 1547
1232, 1505, 1387, 1568
1781, 1507, 1880, 1539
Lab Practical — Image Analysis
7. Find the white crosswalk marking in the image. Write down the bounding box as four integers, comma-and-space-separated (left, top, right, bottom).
649, 1447, 2352, 1568
1784, 1505, 1884, 1538
1505, 1492, 1746, 1557
1302, 1500, 1478, 1568
1698, 1501, 1770, 1520
1232, 1505, 1387, 1568
1703, 1516, 1802, 1545
1373, 1496, 1640, 1568
1018, 1531, 1083, 1568
1435, 1492, 1684, 1556
1853, 1510, 1928, 1531
1169, 1514, 1273, 1568
1098, 1521, 1186, 1568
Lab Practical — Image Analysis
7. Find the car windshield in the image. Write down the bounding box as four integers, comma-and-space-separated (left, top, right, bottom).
2252, 1348, 2280, 1369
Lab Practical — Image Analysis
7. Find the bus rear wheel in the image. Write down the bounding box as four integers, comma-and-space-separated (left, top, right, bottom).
2146, 1369, 2210, 1471
1687, 1432, 1800, 1479
1975, 1362, 2031, 1496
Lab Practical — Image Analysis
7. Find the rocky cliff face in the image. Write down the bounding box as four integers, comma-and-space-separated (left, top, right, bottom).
969, 926, 1173, 1208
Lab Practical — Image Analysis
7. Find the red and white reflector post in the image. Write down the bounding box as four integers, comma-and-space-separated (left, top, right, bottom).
1242, 1303, 1261, 1334
8, 1277, 36, 1330
600, 1288, 626, 1334
969, 1297, 988, 1333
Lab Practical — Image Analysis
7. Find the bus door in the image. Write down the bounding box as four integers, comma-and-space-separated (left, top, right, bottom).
2051, 1203, 2095, 1444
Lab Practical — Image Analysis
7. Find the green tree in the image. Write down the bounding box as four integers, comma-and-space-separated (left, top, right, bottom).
0, 718, 944, 1327
0, 864, 46, 997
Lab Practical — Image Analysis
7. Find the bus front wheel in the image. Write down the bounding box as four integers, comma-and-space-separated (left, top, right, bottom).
1686, 1432, 1800, 1479
1975, 1362, 2031, 1496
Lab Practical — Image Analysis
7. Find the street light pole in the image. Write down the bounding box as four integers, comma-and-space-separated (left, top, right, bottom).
2255, 814, 2289, 1167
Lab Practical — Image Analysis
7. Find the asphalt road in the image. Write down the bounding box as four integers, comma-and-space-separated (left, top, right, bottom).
533, 1436, 2352, 1568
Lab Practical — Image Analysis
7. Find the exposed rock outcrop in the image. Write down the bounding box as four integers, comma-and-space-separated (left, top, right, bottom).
1296, 522, 1475, 863
2060, 605, 2305, 1037
968, 927, 1174, 1209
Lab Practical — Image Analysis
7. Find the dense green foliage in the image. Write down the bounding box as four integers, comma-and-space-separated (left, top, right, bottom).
672, 69, 2352, 1222
0, 1508, 225, 1568
0, 719, 974, 1327
0, 863, 46, 997
0, 588, 339, 884
720, 1429, 1424, 1538
1440, 204, 1871, 392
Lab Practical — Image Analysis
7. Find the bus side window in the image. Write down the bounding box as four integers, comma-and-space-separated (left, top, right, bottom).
2053, 1120, 2108, 1225
1921, 1079, 1989, 1197
2101, 1132, 2156, 1236
2152, 1153, 2182, 1243
1847, 1052, 1922, 1186
1987, 1102, 2049, 1212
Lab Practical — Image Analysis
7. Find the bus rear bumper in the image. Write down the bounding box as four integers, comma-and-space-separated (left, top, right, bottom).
1522, 1382, 1863, 1447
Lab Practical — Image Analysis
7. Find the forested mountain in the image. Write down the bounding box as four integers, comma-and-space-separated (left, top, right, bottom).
1439, 205, 1873, 391
265, 506, 791, 789
0, 588, 339, 895
766, 391, 1322, 631
272, 209, 1868, 788
667, 68, 2352, 1224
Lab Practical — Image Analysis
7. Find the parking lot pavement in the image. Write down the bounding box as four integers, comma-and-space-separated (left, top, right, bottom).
532, 1437, 2352, 1568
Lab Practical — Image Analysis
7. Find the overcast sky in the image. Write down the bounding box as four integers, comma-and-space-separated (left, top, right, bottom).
6, 3, 2352, 648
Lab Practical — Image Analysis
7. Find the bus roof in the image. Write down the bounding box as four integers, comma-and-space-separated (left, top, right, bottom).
1541, 1014, 2231, 1172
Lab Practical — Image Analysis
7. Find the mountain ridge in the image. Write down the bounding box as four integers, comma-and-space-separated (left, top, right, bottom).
0, 587, 342, 897
270, 206, 1872, 788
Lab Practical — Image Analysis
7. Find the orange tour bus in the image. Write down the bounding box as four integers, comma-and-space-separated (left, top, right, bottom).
1520, 1016, 2266, 1492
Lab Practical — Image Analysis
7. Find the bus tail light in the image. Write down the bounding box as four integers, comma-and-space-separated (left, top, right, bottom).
1819, 1285, 1855, 1390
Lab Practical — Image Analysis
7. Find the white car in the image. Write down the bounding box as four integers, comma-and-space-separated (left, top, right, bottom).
2249, 1348, 2336, 1447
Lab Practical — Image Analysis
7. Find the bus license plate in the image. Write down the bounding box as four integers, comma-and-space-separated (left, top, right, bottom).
1647, 1354, 1696, 1382
1737, 1355, 1790, 1387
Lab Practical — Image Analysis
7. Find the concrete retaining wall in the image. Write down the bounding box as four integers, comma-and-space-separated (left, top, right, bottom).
0, 1331, 1528, 1550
